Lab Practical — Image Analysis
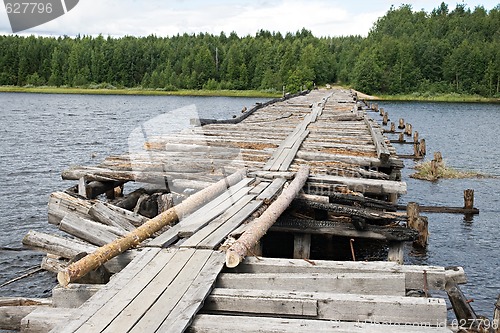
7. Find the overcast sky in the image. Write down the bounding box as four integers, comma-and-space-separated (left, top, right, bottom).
1, 0, 499, 37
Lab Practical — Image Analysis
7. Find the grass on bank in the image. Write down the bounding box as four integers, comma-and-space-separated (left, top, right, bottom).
410, 160, 486, 181
375, 92, 500, 103
0, 85, 281, 98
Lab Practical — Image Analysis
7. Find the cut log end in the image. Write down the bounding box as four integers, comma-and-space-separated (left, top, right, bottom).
57, 270, 70, 287
225, 250, 242, 268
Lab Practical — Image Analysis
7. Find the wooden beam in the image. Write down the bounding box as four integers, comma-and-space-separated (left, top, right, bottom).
307, 175, 407, 195
205, 288, 448, 325
293, 233, 311, 259
216, 272, 405, 296
364, 115, 390, 163
189, 314, 453, 333
230, 257, 464, 291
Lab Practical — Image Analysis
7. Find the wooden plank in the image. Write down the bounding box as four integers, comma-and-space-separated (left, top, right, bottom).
293, 233, 311, 259
256, 178, 286, 201
216, 272, 406, 296
232, 257, 449, 291
51, 248, 161, 333
204, 294, 318, 318
52, 284, 102, 308
248, 181, 270, 194
206, 289, 448, 325
189, 314, 453, 333
364, 115, 390, 162
21, 307, 79, 333
196, 200, 263, 249
178, 185, 253, 237
59, 214, 122, 246
89, 202, 138, 232
154, 251, 226, 333
180, 194, 256, 249
278, 130, 310, 171
125, 250, 213, 333
85, 248, 193, 333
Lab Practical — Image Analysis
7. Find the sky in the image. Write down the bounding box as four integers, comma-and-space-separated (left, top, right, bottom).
0, 0, 499, 38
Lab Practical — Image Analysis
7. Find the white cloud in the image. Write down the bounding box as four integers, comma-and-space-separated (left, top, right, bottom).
0, 0, 498, 37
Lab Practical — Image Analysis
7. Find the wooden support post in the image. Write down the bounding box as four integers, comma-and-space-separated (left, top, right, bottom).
406, 203, 428, 248
413, 131, 419, 143
430, 160, 438, 181
407, 202, 420, 229
414, 216, 429, 249
293, 233, 311, 259
379, 107, 385, 116
374, 104, 379, 112
414, 142, 422, 158
405, 123, 412, 136
387, 241, 404, 264
463, 189, 474, 210
398, 133, 404, 143
419, 138, 426, 156
382, 112, 388, 125
446, 283, 478, 329
390, 122, 395, 133
494, 294, 500, 333
434, 151, 443, 164
398, 118, 405, 129
78, 177, 87, 198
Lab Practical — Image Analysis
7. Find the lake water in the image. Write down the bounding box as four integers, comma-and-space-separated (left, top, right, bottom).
0, 93, 498, 319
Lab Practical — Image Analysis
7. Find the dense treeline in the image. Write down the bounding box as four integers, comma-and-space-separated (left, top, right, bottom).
0, 3, 499, 96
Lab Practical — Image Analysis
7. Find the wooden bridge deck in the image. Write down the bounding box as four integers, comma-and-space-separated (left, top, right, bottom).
15, 88, 465, 332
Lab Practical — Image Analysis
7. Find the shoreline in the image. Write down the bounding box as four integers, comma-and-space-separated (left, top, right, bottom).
1, 85, 499, 103
0, 86, 281, 98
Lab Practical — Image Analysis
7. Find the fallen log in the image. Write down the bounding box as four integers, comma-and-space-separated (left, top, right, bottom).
225, 166, 310, 268
57, 169, 247, 286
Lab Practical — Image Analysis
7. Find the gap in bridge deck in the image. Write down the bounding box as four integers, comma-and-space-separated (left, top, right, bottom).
261, 232, 388, 261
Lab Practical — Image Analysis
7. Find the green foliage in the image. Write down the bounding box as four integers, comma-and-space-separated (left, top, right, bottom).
0, 4, 499, 97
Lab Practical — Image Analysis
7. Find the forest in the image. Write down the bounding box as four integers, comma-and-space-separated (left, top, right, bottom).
0, 2, 499, 97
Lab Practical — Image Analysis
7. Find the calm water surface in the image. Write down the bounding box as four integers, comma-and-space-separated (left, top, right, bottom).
0, 94, 498, 318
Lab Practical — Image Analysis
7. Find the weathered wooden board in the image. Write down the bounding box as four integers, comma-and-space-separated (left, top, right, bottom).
50, 248, 161, 333
216, 272, 406, 296
188, 314, 453, 333
21, 307, 79, 333
152, 251, 226, 333
59, 214, 122, 246
256, 178, 286, 201
231, 257, 455, 291
180, 195, 261, 249
206, 289, 448, 325
76, 249, 184, 333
